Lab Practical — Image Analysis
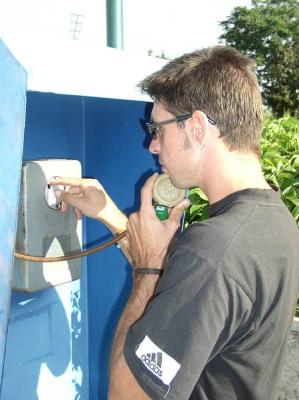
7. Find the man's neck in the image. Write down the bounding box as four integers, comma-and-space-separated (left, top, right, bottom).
203, 151, 271, 205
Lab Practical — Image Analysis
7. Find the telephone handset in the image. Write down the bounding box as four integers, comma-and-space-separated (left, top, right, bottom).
152, 174, 186, 220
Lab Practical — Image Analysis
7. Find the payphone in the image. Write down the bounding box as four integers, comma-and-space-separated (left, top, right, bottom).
13, 159, 82, 292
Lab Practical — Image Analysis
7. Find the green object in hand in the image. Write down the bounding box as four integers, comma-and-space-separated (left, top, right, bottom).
155, 205, 169, 221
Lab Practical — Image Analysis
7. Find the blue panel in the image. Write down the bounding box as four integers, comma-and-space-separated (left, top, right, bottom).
1, 92, 89, 400
2, 87, 155, 400
84, 97, 157, 399
0, 40, 27, 391
23, 92, 82, 160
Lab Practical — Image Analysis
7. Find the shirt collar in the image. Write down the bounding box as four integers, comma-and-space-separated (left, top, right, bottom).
208, 187, 280, 218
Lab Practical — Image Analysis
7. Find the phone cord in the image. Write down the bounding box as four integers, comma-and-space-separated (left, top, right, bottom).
14, 231, 126, 263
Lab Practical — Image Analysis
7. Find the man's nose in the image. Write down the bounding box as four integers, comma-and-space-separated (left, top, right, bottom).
149, 138, 160, 154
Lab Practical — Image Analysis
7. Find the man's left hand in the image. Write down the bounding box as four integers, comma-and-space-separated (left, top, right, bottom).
126, 173, 190, 270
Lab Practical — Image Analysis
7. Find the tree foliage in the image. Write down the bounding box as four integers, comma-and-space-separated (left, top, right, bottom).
260, 115, 299, 225
219, 0, 299, 117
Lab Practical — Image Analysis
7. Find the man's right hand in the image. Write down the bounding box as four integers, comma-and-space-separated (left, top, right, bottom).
49, 177, 128, 234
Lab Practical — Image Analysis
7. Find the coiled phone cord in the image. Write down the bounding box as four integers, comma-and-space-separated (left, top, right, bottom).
14, 231, 126, 263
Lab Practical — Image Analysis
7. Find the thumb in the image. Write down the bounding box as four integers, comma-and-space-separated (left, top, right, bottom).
168, 199, 190, 224
73, 207, 83, 220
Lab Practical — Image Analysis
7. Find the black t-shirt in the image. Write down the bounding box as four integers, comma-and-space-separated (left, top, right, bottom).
124, 189, 299, 399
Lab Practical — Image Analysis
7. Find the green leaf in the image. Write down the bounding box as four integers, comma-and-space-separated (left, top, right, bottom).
219, 0, 299, 116
292, 206, 299, 221
284, 196, 299, 207
201, 208, 209, 221
188, 192, 202, 205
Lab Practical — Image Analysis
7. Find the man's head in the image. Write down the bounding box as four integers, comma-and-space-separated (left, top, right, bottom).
139, 46, 264, 156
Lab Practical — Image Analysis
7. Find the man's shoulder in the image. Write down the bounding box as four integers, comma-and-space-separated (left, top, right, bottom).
173, 196, 299, 304
177, 212, 242, 266
177, 190, 299, 264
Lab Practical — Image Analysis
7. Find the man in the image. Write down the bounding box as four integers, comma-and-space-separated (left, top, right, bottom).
53, 46, 299, 399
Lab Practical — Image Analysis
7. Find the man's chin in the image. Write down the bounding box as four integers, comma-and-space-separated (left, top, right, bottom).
160, 168, 185, 189
168, 175, 186, 190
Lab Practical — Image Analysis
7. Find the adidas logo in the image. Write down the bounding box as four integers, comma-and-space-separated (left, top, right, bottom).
136, 336, 181, 385
141, 352, 163, 377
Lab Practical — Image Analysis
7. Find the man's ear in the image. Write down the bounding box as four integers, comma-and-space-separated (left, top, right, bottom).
191, 110, 207, 145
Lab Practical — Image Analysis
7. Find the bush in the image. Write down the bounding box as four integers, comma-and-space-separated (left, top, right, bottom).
184, 115, 299, 316
261, 115, 299, 227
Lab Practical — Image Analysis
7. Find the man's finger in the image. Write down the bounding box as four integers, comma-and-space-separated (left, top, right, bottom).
58, 190, 83, 209
168, 199, 190, 225
49, 177, 85, 186
73, 207, 83, 220
67, 186, 83, 195
140, 173, 159, 210
61, 201, 69, 214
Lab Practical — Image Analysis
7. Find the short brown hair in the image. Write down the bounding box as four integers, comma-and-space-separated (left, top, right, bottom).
139, 46, 264, 154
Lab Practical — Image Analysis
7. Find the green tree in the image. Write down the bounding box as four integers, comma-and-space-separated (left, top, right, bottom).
219, 0, 299, 117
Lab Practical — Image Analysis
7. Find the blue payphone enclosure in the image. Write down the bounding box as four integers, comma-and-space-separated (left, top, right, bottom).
0, 39, 165, 399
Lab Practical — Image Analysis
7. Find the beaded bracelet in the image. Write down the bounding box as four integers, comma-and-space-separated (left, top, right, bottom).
133, 268, 163, 277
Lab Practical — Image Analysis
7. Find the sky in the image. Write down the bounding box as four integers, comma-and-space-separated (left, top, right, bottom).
123, 0, 252, 58
0, 0, 252, 60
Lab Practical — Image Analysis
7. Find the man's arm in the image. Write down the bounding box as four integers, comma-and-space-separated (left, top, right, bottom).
109, 275, 158, 399
50, 176, 134, 265
51, 174, 189, 397
109, 174, 190, 398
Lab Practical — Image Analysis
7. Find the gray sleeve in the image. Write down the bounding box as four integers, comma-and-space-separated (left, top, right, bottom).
124, 249, 252, 400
